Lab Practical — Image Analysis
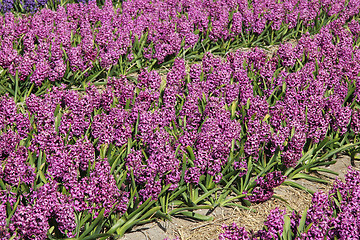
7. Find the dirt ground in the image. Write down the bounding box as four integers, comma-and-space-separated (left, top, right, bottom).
120, 155, 360, 240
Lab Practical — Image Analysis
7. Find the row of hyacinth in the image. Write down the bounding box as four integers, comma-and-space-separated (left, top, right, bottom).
219, 167, 360, 240
1, 14, 360, 238
0, 0, 360, 87
0, 0, 89, 13
1, 0, 56, 13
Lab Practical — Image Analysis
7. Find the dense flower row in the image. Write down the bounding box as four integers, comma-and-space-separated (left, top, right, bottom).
219, 167, 360, 240
1, 0, 360, 86
0, 89, 129, 239
1, 4, 360, 238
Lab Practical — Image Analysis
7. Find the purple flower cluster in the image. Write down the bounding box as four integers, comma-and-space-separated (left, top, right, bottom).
0, 90, 129, 238
0, 147, 35, 186
0, 94, 30, 160
0, 181, 76, 239
9, 182, 76, 239
245, 172, 286, 203
219, 222, 250, 240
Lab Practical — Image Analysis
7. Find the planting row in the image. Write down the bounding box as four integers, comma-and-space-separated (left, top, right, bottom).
1, 17, 360, 238
1, 0, 360, 98
1, 0, 55, 13
219, 167, 360, 240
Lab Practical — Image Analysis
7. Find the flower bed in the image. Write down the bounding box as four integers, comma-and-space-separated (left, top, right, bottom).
1, 0, 360, 239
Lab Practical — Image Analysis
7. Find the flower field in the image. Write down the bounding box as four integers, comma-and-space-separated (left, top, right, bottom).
1, 0, 360, 239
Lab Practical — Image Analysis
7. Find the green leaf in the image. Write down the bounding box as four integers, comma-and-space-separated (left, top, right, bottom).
78, 213, 91, 237
78, 208, 105, 240
54, 104, 61, 117
86, 68, 105, 83
308, 167, 339, 176
291, 173, 329, 184
231, 100, 237, 119
297, 208, 308, 234
54, 111, 62, 134
0, 179, 6, 190
282, 215, 292, 239
336, 189, 343, 203
117, 205, 161, 237
169, 205, 212, 216
177, 211, 214, 221
169, 186, 187, 202
317, 142, 360, 162
220, 194, 247, 206
304, 222, 314, 233
6, 196, 20, 226
186, 146, 196, 162
193, 187, 220, 205
81, 233, 110, 240
272, 195, 289, 204
110, 147, 126, 174
282, 181, 315, 194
